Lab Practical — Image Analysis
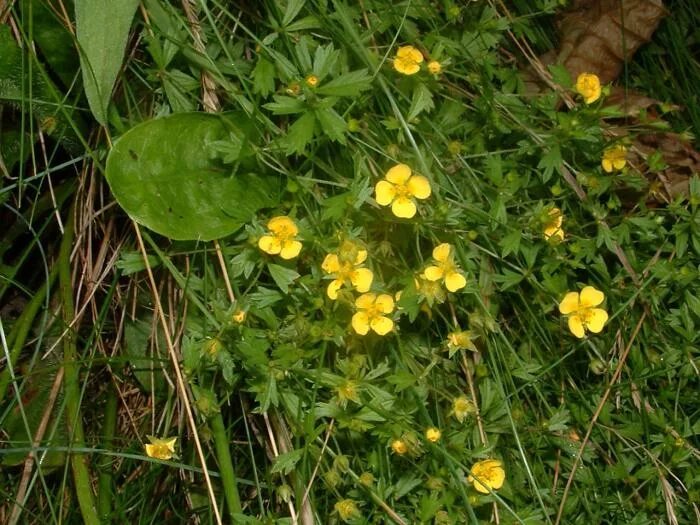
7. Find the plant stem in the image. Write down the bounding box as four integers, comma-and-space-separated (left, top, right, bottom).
97, 381, 118, 521
210, 410, 242, 519
58, 207, 100, 525
0, 265, 58, 403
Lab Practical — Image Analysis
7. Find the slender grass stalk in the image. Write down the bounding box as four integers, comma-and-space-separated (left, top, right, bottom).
0, 265, 58, 403
58, 207, 100, 525
97, 382, 118, 521
210, 410, 243, 518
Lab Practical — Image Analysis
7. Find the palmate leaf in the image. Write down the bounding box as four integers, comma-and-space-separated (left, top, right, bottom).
105, 112, 279, 241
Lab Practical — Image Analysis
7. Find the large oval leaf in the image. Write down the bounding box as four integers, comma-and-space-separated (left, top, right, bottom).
105, 112, 279, 241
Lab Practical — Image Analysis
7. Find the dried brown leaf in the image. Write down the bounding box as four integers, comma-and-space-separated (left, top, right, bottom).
557, 0, 667, 83
604, 86, 679, 117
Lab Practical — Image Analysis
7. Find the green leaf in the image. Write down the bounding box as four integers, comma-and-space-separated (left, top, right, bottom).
268, 263, 300, 294
264, 95, 306, 115
124, 319, 167, 394
115, 251, 161, 275
407, 83, 434, 121
75, 0, 140, 125
316, 69, 371, 97
315, 107, 347, 143
282, 0, 306, 27
253, 57, 276, 96
105, 112, 279, 241
284, 112, 316, 154
271, 449, 304, 475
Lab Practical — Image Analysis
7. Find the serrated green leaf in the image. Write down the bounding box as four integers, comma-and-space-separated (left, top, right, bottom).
315, 107, 347, 143
271, 448, 304, 475
316, 69, 371, 97
75, 0, 140, 124
284, 112, 316, 154
264, 96, 306, 115
407, 83, 434, 121
253, 57, 276, 96
268, 263, 300, 294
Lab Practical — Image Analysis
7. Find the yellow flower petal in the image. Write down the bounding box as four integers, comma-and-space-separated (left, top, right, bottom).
375, 180, 396, 206
558, 292, 580, 315
423, 265, 444, 281
258, 235, 281, 255
579, 286, 604, 308
385, 163, 412, 185
469, 459, 505, 494
350, 268, 373, 293
432, 243, 451, 262
355, 249, 368, 265
544, 226, 564, 241
355, 292, 376, 310
445, 271, 466, 292
585, 308, 608, 333
391, 196, 417, 218
322, 253, 341, 274
327, 279, 344, 300
374, 294, 395, 314
267, 216, 298, 236
407, 175, 431, 200
370, 316, 394, 335
575, 72, 601, 104
352, 312, 370, 335
568, 315, 586, 338
279, 240, 302, 259
602, 158, 613, 173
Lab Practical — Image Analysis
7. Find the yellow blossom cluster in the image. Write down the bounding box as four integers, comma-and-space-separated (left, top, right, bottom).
321, 241, 373, 299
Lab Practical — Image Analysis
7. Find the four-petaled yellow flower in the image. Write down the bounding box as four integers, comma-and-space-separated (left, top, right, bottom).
558, 285, 609, 338
543, 207, 564, 241
375, 163, 431, 218
305, 74, 319, 87
451, 396, 476, 423
423, 243, 467, 292
575, 72, 601, 104
145, 435, 177, 460
427, 60, 442, 74
352, 293, 394, 335
447, 330, 477, 352
468, 458, 506, 494
321, 248, 373, 300
258, 216, 302, 259
334, 499, 360, 521
393, 45, 423, 75
391, 439, 408, 455
601, 145, 627, 172
232, 309, 246, 323
426, 427, 441, 442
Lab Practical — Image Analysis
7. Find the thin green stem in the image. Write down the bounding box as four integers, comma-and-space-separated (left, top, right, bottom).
97, 382, 118, 521
59, 207, 100, 525
210, 410, 243, 519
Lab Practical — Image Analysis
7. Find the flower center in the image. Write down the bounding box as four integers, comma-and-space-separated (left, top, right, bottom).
393, 182, 411, 199
275, 226, 295, 241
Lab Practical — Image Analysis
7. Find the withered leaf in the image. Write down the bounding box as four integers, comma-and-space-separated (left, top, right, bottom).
557, 0, 667, 83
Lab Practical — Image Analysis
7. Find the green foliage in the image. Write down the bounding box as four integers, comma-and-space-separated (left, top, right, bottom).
104, 112, 279, 240
75, 0, 140, 124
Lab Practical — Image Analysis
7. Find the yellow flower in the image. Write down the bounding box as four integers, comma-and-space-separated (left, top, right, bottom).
258, 216, 302, 259
575, 72, 601, 104
423, 243, 467, 292
352, 293, 394, 335
601, 145, 627, 172
321, 248, 373, 300
334, 499, 360, 521
305, 74, 319, 87
336, 380, 360, 405
447, 331, 477, 352
468, 459, 505, 494
375, 163, 431, 218
558, 285, 609, 338
425, 427, 442, 442
145, 436, 177, 460
232, 309, 246, 323
427, 60, 442, 74
393, 45, 423, 75
451, 396, 475, 423
543, 207, 564, 241
391, 439, 408, 455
